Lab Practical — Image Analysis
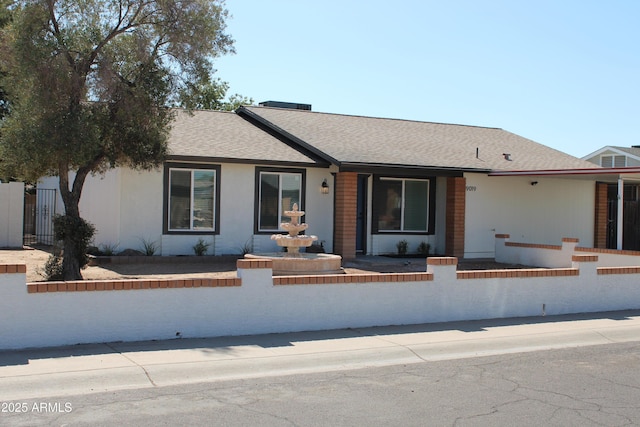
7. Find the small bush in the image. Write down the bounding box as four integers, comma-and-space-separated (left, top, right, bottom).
417, 241, 431, 256
99, 242, 120, 256
193, 238, 210, 256
43, 254, 64, 281
53, 215, 95, 269
396, 239, 408, 255
139, 237, 159, 256
239, 238, 253, 255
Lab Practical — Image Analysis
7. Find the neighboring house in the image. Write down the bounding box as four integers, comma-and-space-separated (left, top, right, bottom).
583, 146, 640, 250
583, 146, 640, 168
40, 102, 638, 259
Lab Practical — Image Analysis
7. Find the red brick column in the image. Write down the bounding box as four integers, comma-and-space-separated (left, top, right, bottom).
334, 172, 358, 260
445, 177, 466, 258
593, 182, 608, 248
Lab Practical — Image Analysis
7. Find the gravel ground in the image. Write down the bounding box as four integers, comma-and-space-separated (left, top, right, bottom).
0, 246, 531, 282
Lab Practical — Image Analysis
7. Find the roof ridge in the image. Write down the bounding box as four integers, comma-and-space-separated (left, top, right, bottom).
246, 105, 503, 131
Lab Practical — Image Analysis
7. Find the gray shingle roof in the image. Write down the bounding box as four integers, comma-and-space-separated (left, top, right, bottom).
609, 146, 640, 158
168, 109, 319, 165
243, 106, 600, 171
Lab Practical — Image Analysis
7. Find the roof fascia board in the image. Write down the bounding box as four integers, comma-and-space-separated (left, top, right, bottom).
488, 166, 640, 177
236, 106, 341, 166
339, 162, 488, 176
167, 155, 330, 169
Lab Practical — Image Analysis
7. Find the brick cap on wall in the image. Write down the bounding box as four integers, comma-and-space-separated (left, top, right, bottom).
427, 257, 458, 266
0, 264, 27, 274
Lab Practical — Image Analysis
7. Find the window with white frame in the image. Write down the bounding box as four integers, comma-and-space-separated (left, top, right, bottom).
374, 177, 430, 232
601, 155, 626, 168
257, 170, 303, 231
167, 167, 217, 231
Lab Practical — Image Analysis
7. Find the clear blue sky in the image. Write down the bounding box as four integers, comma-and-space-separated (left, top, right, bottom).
213, 1, 640, 159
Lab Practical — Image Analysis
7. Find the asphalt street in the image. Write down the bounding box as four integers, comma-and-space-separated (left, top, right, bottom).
1, 310, 640, 426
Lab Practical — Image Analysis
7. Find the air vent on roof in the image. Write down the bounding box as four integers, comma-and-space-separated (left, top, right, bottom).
259, 101, 311, 111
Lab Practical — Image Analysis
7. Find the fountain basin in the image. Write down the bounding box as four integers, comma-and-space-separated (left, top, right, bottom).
245, 253, 343, 275
271, 234, 317, 253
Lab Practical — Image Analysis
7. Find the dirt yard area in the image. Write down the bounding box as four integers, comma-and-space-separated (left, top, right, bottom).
0, 246, 527, 283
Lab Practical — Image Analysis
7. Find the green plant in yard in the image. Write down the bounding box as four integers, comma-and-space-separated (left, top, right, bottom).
99, 242, 120, 256
239, 238, 253, 255
417, 241, 431, 256
193, 238, 211, 256
396, 239, 408, 255
139, 237, 159, 256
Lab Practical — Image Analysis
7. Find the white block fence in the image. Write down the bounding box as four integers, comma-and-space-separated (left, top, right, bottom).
2, 247, 640, 350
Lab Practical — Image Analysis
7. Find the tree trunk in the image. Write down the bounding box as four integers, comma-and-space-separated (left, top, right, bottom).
58, 167, 87, 281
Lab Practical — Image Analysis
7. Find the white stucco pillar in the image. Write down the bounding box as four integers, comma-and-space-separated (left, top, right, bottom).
617, 177, 624, 250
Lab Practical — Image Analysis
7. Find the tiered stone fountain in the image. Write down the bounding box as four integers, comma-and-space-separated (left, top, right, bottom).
245, 203, 343, 275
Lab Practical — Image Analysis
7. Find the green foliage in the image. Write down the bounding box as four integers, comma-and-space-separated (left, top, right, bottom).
417, 241, 431, 256
239, 238, 253, 255
99, 242, 120, 256
193, 238, 211, 256
180, 78, 253, 111
396, 239, 408, 256
53, 215, 96, 269
139, 237, 159, 256
0, 1, 236, 279
43, 254, 64, 281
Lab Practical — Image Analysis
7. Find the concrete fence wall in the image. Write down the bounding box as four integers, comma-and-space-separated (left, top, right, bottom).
2, 254, 640, 350
0, 182, 24, 248
495, 234, 640, 268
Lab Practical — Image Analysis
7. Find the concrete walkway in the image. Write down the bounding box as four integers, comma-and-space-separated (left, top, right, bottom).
2, 310, 640, 401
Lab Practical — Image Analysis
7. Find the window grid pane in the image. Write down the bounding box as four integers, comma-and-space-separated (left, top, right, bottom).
403, 180, 429, 231
169, 170, 191, 230
169, 168, 216, 231
259, 172, 302, 232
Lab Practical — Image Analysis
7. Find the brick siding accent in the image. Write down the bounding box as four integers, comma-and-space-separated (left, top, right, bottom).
598, 267, 640, 275
445, 177, 466, 257
575, 246, 640, 256
594, 182, 608, 248
571, 254, 598, 262
273, 272, 433, 285
0, 264, 27, 274
505, 242, 562, 250
427, 257, 458, 266
26, 277, 241, 294
334, 172, 358, 260
236, 259, 273, 269
457, 268, 578, 279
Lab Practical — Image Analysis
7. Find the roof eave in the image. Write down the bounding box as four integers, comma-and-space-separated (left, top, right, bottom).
339, 162, 492, 175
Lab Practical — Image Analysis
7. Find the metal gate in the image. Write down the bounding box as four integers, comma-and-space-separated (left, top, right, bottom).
606, 199, 640, 250
23, 188, 57, 246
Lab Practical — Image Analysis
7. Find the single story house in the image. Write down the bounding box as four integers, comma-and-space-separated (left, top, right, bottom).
39, 102, 637, 259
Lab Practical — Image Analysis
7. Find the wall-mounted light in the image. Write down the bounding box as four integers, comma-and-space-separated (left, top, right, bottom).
530, 181, 538, 186
321, 178, 329, 194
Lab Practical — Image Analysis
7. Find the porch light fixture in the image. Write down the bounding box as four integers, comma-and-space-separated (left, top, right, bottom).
321, 179, 330, 194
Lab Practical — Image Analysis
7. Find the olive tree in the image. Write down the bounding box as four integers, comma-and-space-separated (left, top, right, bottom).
0, 0, 235, 279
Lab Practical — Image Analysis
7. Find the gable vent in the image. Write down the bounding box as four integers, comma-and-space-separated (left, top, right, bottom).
601, 155, 626, 168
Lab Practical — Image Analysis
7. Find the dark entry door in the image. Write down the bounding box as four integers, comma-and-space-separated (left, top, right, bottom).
356, 174, 368, 253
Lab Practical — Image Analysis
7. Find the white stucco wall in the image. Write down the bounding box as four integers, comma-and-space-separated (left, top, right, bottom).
3, 257, 640, 350
464, 173, 595, 258
0, 182, 24, 248
41, 164, 335, 256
